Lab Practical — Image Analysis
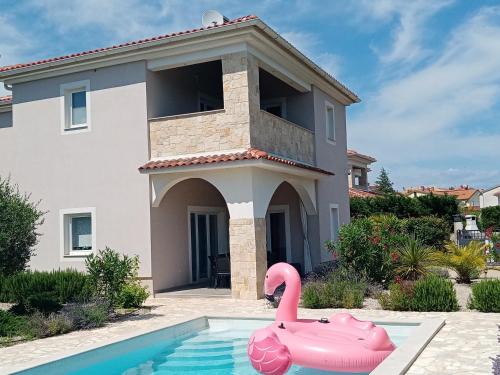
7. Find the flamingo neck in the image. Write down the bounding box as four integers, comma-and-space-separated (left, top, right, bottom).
276, 273, 300, 322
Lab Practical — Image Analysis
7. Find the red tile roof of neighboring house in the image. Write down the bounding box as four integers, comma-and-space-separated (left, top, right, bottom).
0, 95, 12, 105
404, 186, 479, 201
349, 187, 378, 198
347, 149, 376, 163
0, 16, 258, 73
139, 148, 334, 175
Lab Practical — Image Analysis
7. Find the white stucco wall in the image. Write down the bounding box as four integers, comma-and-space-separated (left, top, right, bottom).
312, 86, 350, 263
481, 187, 500, 208
0, 61, 152, 279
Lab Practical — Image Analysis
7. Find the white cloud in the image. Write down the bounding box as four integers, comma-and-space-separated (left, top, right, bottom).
348, 0, 454, 65
350, 6, 500, 188
282, 31, 341, 76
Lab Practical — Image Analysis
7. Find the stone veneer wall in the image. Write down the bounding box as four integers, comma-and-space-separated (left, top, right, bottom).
229, 218, 267, 299
251, 110, 315, 164
149, 52, 254, 158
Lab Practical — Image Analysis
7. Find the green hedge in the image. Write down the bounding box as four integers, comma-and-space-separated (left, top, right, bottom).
469, 280, 500, 312
481, 206, 500, 230
1, 270, 89, 312
350, 194, 459, 226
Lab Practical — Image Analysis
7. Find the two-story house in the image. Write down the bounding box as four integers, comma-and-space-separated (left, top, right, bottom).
346, 149, 377, 198
0, 14, 359, 299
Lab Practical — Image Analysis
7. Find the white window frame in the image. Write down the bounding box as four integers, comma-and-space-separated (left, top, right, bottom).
60, 80, 91, 134
329, 203, 340, 241
325, 101, 336, 145
266, 205, 292, 263
60, 207, 96, 259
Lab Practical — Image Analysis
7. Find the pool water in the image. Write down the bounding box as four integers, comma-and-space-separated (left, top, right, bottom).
17, 318, 416, 375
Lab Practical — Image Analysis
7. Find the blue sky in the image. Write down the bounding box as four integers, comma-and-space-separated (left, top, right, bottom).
1, 0, 499, 189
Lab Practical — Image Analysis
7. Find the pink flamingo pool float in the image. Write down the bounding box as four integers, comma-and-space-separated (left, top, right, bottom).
247, 263, 395, 374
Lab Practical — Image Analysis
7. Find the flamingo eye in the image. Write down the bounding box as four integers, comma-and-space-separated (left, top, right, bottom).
266, 275, 268, 278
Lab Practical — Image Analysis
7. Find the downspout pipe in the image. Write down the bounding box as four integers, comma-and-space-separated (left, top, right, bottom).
3, 83, 12, 91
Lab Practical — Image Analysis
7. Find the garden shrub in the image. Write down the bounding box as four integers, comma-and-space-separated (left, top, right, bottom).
411, 275, 458, 312
469, 280, 500, 313
118, 283, 149, 308
0, 310, 29, 337
481, 206, 500, 230
62, 301, 109, 329
379, 276, 458, 312
85, 248, 144, 308
3, 270, 88, 312
394, 235, 439, 280
301, 273, 366, 309
436, 241, 486, 283
0, 177, 45, 276
378, 282, 413, 311
332, 215, 404, 284
28, 312, 73, 338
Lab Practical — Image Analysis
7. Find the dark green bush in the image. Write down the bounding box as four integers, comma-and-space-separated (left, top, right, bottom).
302, 282, 323, 308
481, 206, 500, 230
469, 280, 500, 312
3, 270, 88, 312
62, 302, 108, 329
0, 177, 45, 276
403, 216, 450, 249
0, 310, 29, 337
118, 283, 149, 308
412, 275, 458, 312
350, 193, 459, 227
85, 248, 140, 307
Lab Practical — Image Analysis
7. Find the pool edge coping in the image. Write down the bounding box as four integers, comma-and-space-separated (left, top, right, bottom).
3, 315, 445, 375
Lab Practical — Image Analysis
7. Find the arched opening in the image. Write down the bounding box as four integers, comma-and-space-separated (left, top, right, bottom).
150, 178, 229, 292
265, 181, 312, 275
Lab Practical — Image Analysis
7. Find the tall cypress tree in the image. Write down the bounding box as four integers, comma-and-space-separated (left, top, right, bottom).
375, 167, 395, 194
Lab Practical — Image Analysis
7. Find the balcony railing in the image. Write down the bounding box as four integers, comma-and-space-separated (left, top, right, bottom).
252, 110, 315, 165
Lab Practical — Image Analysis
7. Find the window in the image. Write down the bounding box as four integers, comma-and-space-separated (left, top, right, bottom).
325, 102, 335, 143
60, 208, 96, 257
330, 204, 340, 241
198, 92, 223, 112
60, 80, 91, 133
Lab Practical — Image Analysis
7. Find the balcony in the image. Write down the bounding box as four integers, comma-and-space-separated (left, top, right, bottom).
252, 110, 315, 165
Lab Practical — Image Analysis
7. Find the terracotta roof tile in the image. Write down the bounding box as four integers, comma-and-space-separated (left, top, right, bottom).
0, 95, 12, 105
139, 148, 334, 175
349, 187, 378, 198
0, 16, 257, 74
347, 149, 376, 162
405, 186, 479, 201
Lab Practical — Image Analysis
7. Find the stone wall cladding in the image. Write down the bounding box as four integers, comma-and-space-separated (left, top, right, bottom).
251, 110, 315, 164
149, 52, 253, 158
229, 218, 267, 299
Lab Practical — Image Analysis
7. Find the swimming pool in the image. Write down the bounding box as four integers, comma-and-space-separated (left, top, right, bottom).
14, 317, 425, 375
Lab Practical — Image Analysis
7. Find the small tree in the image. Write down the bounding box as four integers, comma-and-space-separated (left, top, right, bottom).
0, 177, 44, 276
375, 167, 395, 194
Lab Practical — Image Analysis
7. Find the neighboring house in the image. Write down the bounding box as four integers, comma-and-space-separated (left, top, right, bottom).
480, 185, 500, 208
0, 14, 359, 300
404, 186, 481, 208
346, 149, 378, 198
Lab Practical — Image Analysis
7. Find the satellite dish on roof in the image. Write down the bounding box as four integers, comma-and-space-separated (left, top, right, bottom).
202, 10, 229, 28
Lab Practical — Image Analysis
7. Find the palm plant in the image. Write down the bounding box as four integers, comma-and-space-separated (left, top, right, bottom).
394, 235, 439, 281
437, 241, 487, 284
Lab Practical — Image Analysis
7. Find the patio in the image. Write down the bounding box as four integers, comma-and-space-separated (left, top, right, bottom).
0, 297, 497, 375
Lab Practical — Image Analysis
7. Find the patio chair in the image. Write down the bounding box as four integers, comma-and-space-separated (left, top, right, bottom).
213, 254, 231, 289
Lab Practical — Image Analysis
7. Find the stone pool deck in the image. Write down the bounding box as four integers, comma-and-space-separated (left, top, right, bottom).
0, 297, 498, 374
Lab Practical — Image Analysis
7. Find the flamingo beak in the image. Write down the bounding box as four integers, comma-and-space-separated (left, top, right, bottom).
265, 294, 275, 302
